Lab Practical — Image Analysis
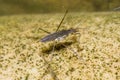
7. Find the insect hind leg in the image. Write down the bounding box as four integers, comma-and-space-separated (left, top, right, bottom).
61, 43, 84, 61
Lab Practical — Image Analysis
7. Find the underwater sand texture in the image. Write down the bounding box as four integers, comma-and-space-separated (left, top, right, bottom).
0, 12, 120, 80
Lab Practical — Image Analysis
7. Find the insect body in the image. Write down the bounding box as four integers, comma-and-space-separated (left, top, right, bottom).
41, 28, 77, 42
39, 9, 78, 42
39, 10, 82, 80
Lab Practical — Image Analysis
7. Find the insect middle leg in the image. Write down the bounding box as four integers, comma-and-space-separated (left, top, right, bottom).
49, 41, 58, 62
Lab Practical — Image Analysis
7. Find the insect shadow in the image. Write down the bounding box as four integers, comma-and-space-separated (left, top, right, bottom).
42, 41, 74, 54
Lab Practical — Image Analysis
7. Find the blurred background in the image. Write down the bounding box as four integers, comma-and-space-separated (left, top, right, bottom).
0, 0, 120, 15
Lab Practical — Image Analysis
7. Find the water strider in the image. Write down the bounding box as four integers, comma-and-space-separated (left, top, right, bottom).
39, 10, 84, 80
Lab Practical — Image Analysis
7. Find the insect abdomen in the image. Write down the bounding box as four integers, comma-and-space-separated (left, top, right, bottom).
41, 29, 76, 42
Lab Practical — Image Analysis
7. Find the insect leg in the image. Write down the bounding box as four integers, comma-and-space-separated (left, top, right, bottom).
40, 53, 59, 80
62, 44, 84, 61
75, 32, 81, 44
49, 41, 59, 62
49, 41, 60, 80
38, 27, 51, 34
55, 9, 68, 32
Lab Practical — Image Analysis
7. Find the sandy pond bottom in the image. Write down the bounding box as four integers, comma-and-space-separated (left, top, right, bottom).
0, 12, 120, 80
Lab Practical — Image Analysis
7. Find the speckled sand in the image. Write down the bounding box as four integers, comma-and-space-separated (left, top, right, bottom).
0, 12, 120, 80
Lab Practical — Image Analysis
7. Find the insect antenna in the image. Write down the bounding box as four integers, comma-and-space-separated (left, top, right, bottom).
55, 9, 68, 32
